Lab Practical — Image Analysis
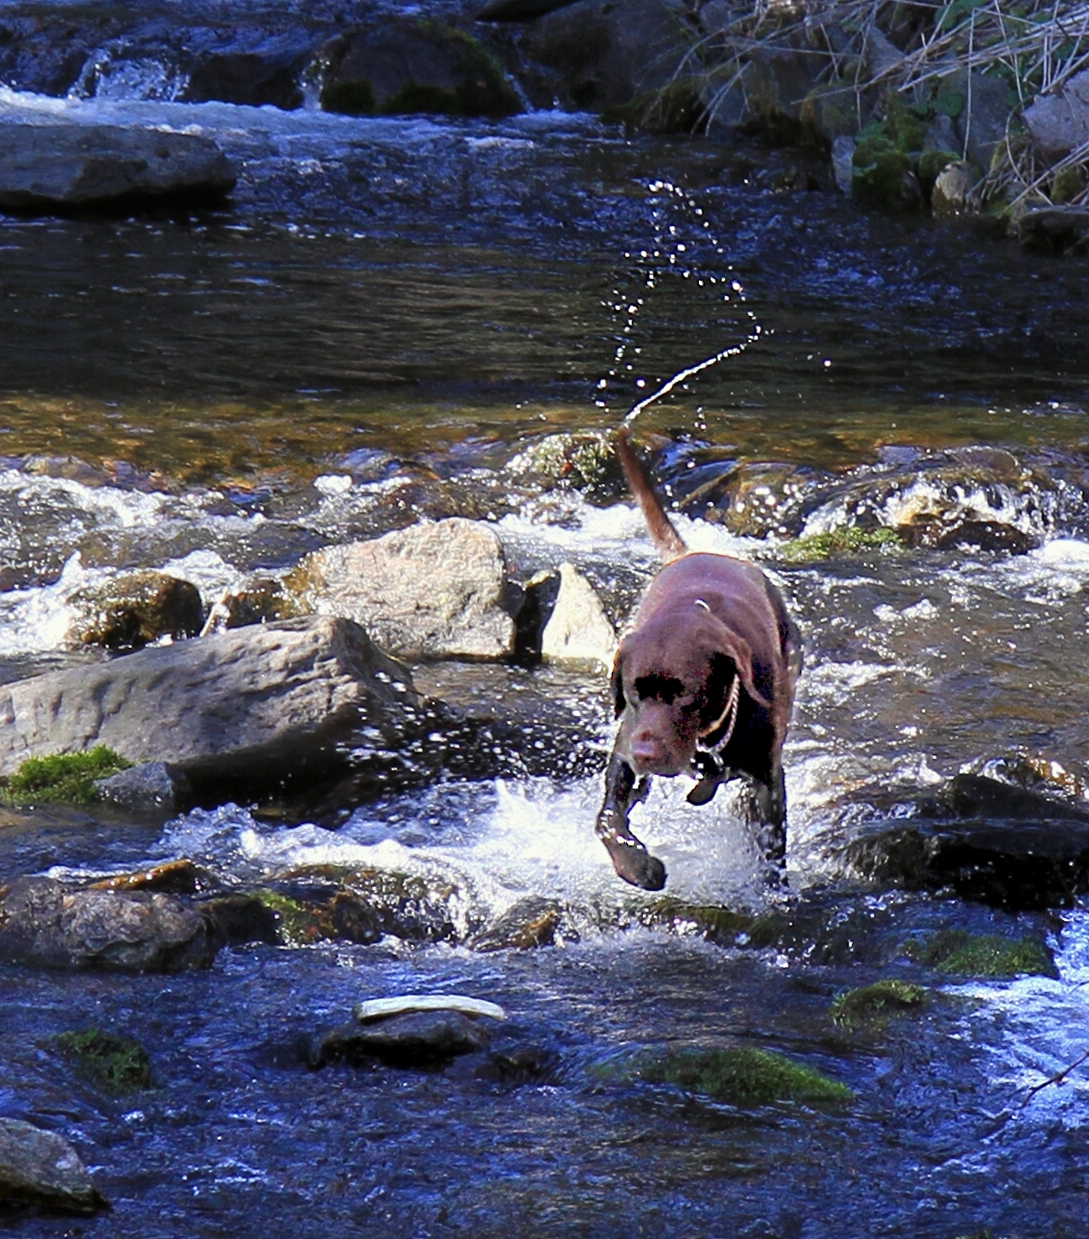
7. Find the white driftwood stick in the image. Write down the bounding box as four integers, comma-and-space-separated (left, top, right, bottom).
353, 994, 508, 1024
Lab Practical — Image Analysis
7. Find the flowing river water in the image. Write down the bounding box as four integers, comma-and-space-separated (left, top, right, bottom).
3, 16, 1089, 1235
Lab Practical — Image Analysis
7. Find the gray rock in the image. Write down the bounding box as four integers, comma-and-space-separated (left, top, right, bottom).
931, 160, 978, 217
838, 773, 1089, 912
1015, 204, 1089, 255
539, 563, 616, 670
0, 1117, 107, 1214
0, 617, 421, 803
517, 0, 690, 112
287, 520, 518, 661
1024, 68, 1089, 160
180, 33, 314, 109
938, 68, 1011, 173
0, 123, 236, 211
831, 134, 855, 193
310, 1009, 494, 1067
93, 761, 191, 812
320, 20, 521, 118
0, 876, 216, 971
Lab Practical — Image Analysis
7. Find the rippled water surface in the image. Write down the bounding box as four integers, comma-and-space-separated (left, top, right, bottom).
3, 27, 1089, 1238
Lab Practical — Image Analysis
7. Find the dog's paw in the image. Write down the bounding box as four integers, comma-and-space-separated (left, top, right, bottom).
686, 778, 719, 807
606, 839, 667, 891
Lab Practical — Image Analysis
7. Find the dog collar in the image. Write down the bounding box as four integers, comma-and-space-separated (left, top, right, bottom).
698, 672, 740, 751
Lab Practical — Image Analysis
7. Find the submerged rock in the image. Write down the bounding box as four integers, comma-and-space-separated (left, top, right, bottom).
906, 928, 1058, 979
180, 33, 314, 109
470, 895, 566, 951
0, 617, 422, 806
53, 1027, 154, 1093
830, 979, 928, 1028
0, 123, 236, 211
0, 1117, 108, 1215
266, 864, 473, 944
1015, 205, 1089, 256
635, 1045, 853, 1106
286, 519, 519, 661
0, 876, 216, 972
506, 431, 625, 498
65, 571, 203, 651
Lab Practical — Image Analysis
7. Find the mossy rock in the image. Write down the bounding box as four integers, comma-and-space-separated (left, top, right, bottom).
270, 864, 465, 943
507, 431, 624, 497
1050, 164, 1088, 205
321, 20, 521, 119
918, 147, 960, 192
799, 81, 857, 148
637, 898, 753, 945
254, 885, 382, 947
780, 526, 902, 563
830, 979, 928, 1027
54, 1028, 153, 1093
603, 78, 707, 134
884, 93, 929, 154
639, 1045, 852, 1106
66, 571, 204, 651
0, 746, 132, 806
907, 929, 1058, 979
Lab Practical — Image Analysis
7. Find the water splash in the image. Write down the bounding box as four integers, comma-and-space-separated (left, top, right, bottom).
595, 179, 765, 430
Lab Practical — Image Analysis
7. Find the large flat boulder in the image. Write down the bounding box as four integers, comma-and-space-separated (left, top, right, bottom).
0, 123, 236, 211
0, 616, 420, 802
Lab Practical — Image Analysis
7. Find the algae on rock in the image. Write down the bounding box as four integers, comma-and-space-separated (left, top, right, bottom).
638, 1045, 853, 1105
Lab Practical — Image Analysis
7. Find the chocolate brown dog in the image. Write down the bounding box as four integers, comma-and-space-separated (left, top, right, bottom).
595, 428, 802, 890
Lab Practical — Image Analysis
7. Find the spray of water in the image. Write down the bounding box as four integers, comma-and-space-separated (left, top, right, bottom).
594, 179, 765, 431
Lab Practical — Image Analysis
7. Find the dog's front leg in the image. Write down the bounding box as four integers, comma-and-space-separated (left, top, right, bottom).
747, 764, 787, 876
595, 750, 667, 890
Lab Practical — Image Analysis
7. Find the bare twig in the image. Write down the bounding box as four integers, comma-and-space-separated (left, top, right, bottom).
1019, 1048, 1089, 1108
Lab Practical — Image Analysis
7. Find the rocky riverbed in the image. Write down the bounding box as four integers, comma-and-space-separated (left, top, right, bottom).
2, 1, 1089, 1234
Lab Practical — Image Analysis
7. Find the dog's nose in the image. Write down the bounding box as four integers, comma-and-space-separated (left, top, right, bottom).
630, 735, 661, 765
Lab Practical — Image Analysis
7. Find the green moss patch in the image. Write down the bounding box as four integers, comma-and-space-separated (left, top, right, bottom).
637, 898, 754, 944
781, 526, 902, 563
831, 979, 928, 1027
908, 929, 1058, 979
640, 1045, 852, 1106
54, 1028, 153, 1093
1, 746, 132, 806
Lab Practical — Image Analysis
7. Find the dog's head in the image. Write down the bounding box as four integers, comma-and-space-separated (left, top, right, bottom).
611, 614, 770, 777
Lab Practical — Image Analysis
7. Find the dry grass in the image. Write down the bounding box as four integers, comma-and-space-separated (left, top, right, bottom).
683, 0, 1089, 207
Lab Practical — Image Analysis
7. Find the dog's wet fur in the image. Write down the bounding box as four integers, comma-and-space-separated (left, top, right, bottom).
595, 428, 802, 890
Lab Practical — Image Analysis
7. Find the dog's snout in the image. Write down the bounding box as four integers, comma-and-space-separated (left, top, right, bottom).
630, 734, 663, 766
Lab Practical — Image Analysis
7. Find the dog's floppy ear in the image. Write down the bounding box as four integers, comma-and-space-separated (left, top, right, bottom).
713, 628, 771, 711
611, 649, 626, 717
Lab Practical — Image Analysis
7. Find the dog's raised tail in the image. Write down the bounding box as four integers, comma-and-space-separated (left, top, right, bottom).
616, 426, 688, 563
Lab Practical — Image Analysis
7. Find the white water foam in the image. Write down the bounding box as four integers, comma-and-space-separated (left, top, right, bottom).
155, 771, 776, 924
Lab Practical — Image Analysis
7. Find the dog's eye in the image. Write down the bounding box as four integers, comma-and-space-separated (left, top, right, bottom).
633, 674, 686, 704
